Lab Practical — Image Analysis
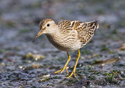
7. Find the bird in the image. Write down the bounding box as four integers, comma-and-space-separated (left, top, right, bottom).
33, 18, 99, 78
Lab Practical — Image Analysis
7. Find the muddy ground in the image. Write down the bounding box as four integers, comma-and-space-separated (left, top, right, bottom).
0, 0, 125, 88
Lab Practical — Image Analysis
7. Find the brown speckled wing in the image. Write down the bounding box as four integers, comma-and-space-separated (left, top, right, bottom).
77, 20, 99, 45
58, 20, 99, 45
58, 20, 74, 30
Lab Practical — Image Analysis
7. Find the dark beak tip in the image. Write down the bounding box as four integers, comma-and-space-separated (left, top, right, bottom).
32, 31, 42, 42
32, 38, 36, 42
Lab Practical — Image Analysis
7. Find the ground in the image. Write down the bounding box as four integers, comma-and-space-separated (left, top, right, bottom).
0, 0, 125, 88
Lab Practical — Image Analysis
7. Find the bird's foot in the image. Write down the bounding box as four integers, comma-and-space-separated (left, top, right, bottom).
67, 69, 76, 78
55, 67, 69, 74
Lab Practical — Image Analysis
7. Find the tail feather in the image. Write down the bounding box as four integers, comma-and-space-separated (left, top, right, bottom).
94, 20, 99, 29
88, 20, 99, 29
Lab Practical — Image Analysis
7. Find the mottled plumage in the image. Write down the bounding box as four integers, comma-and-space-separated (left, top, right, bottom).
58, 20, 99, 47
33, 19, 99, 78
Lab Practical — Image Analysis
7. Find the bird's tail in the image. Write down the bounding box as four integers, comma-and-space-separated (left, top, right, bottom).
87, 20, 99, 30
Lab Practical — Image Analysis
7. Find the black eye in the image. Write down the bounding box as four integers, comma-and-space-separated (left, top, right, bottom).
47, 24, 50, 27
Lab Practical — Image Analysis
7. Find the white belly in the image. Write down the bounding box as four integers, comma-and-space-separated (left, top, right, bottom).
46, 34, 82, 52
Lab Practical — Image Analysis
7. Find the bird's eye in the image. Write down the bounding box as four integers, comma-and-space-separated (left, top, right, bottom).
47, 24, 50, 27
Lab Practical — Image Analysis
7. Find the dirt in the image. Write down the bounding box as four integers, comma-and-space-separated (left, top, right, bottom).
0, 0, 125, 88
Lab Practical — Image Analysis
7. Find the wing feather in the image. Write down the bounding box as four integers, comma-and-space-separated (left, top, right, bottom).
58, 20, 99, 45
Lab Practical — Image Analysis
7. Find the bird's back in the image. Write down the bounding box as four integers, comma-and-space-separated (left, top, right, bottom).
58, 20, 99, 47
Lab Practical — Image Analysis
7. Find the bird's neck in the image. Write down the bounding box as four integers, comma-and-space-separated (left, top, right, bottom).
45, 26, 60, 39
45, 26, 64, 45
46, 26, 60, 36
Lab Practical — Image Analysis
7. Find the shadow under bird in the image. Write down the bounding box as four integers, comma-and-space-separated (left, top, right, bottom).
33, 19, 99, 78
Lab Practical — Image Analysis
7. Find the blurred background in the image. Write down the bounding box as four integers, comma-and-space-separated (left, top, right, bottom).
0, 0, 125, 87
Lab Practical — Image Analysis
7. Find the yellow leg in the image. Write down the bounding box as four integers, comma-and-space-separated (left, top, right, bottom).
67, 49, 80, 78
55, 52, 71, 74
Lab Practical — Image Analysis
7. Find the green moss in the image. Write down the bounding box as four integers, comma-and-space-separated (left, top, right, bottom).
80, 10, 89, 15
94, 71, 100, 74
88, 75, 96, 80
96, 9, 105, 15
39, 77, 52, 82
47, 84, 54, 86
109, 51, 114, 54
67, 79, 78, 85
57, 57, 65, 62
24, 66, 34, 70
112, 29, 118, 34
89, 0, 108, 4
111, 35, 120, 41
52, 76, 62, 79
119, 20, 125, 27
91, 59, 98, 63
94, 59, 99, 62
101, 45, 109, 51
105, 73, 113, 82
22, 52, 45, 60
82, 50, 87, 54
19, 29, 30, 33
0, 49, 6, 54
82, 50, 92, 54
91, 60, 104, 65
6, 20, 15, 27
32, 2, 41, 8
19, 87, 24, 88
31, 86, 37, 88
94, 54, 102, 58
104, 71, 120, 84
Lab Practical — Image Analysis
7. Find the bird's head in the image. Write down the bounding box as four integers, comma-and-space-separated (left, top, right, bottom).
33, 19, 56, 42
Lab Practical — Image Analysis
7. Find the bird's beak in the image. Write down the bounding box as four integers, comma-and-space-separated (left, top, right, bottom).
32, 29, 43, 42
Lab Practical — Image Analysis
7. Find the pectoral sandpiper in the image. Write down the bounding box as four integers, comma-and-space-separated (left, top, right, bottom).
33, 19, 99, 78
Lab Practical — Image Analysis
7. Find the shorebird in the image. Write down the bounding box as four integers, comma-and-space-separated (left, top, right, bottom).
33, 19, 99, 78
